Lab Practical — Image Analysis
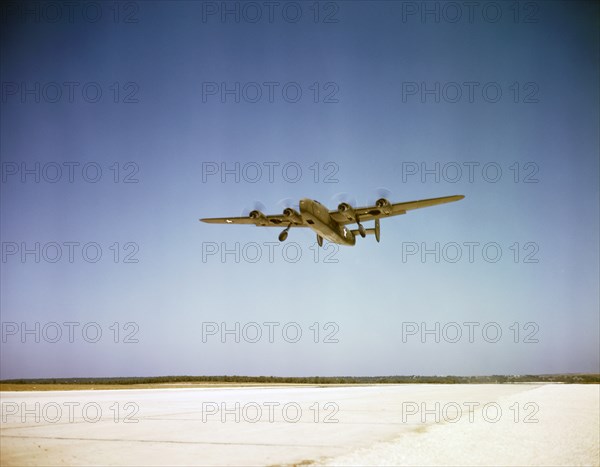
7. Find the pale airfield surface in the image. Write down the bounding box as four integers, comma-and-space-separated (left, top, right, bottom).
1, 384, 598, 466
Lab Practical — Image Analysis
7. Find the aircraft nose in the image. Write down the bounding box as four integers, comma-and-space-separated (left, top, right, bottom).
298, 198, 309, 214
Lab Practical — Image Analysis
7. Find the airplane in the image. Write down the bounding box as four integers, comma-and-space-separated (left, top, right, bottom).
200, 194, 465, 247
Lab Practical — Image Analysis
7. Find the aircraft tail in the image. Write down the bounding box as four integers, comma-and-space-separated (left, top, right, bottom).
350, 219, 380, 242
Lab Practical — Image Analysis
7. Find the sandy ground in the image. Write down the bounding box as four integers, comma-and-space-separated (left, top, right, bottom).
1, 384, 598, 466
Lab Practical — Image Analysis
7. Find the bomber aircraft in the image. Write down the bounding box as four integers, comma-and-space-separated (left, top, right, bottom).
200, 194, 464, 247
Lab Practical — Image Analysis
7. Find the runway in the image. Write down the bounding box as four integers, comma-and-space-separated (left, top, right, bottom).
1, 384, 598, 466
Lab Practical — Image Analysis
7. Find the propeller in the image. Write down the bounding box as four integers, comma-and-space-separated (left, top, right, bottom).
241, 201, 267, 217
367, 187, 392, 206
277, 198, 300, 212
331, 192, 357, 209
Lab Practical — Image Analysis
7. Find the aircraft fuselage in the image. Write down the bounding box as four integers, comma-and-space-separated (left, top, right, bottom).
299, 198, 356, 246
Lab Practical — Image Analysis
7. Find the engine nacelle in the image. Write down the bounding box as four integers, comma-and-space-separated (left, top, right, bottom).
338, 202, 356, 221
338, 203, 354, 215
283, 208, 302, 224
376, 198, 392, 215
249, 210, 268, 225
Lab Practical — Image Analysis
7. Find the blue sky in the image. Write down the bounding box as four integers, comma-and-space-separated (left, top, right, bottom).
1, 1, 598, 378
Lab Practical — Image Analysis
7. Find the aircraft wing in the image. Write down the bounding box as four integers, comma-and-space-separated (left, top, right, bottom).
200, 215, 307, 227
329, 195, 465, 224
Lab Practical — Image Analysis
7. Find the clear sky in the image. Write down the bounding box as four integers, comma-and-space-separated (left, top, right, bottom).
1, 1, 598, 379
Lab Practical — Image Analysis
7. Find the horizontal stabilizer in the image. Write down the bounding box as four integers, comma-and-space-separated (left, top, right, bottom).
351, 228, 376, 237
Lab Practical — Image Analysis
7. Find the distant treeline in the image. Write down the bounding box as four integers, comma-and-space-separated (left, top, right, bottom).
2, 374, 599, 384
